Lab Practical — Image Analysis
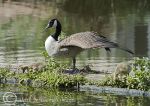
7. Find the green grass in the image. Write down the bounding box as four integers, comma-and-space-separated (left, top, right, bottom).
90, 57, 150, 91
0, 51, 86, 88
0, 56, 150, 91
0, 68, 15, 83
16, 57, 86, 88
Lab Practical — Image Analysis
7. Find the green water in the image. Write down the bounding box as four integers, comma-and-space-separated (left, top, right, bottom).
0, 0, 150, 105
0, 0, 148, 67
0, 85, 149, 106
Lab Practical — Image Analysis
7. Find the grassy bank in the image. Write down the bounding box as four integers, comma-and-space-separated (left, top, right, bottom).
0, 56, 150, 91
88, 57, 150, 91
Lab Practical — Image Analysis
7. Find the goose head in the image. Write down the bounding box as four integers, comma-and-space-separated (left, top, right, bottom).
45, 19, 61, 30
45, 19, 62, 41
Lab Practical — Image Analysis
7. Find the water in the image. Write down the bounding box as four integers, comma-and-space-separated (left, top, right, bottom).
0, 0, 150, 105
0, 0, 149, 68
0, 85, 149, 106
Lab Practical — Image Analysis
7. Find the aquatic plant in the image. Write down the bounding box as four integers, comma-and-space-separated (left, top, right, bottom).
15, 53, 86, 88
0, 56, 149, 90
0, 68, 15, 83
0, 51, 86, 88
95, 57, 150, 91
127, 57, 150, 90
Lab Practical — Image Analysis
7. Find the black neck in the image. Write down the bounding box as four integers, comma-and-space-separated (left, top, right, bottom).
52, 22, 61, 41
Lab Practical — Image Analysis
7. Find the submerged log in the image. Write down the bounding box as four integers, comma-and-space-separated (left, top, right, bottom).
80, 85, 150, 97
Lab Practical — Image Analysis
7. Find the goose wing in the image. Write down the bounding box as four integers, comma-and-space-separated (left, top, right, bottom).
58, 31, 134, 54
59, 31, 118, 49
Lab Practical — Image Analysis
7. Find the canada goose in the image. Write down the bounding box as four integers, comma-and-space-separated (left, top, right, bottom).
44, 19, 133, 69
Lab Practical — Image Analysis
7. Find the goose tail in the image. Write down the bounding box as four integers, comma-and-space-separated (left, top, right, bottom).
104, 42, 134, 54
118, 46, 134, 55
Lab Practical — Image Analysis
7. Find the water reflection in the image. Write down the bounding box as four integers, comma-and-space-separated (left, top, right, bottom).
135, 25, 148, 56
0, 85, 149, 106
0, 0, 150, 68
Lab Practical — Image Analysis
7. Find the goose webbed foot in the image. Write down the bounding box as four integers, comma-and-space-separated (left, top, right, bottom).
63, 68, 80, 74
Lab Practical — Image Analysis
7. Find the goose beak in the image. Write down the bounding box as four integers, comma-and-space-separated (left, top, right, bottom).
42, 24, 51, 33
43, 26, 48, 32
42, 28, 47, 33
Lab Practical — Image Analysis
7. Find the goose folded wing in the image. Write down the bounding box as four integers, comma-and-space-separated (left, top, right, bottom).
58, 31, 119, 49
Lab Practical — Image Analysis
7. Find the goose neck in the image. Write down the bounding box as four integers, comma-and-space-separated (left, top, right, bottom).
52, 25, 61, 41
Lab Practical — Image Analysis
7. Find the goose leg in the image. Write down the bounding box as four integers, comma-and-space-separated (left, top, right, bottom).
72, 57, 80, 89
72, 57, 76, 69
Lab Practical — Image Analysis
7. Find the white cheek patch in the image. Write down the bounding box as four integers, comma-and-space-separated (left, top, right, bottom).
53, 20, 57, 28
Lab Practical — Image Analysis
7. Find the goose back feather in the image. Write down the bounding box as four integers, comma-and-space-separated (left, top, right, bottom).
58, 31, 133, 54
59, 31, 118, 49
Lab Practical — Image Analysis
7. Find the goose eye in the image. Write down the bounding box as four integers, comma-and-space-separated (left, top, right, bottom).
48, 21, 53, 27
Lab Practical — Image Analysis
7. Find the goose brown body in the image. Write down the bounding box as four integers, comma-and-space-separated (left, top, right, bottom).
58, 31, 133, 56
59, 31, 118, 49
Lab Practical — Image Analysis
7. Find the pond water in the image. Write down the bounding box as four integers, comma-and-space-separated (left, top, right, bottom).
0, 0, 150, 106
0, 0, 150, 70
0, 85, 149, 106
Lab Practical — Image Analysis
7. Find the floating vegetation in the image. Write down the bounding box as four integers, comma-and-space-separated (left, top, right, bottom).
16, 57, 86, 88
0, 51, 86, 88
91, 57, 150, 91
0, 57, 150, 91
0, 68, 15, 83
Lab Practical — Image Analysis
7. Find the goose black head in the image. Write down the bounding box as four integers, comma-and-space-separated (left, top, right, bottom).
45, 19, 61, 30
